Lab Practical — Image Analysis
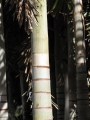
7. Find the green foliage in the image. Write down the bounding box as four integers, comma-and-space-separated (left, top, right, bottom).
15, 105, 22, 117
68, 3, 71, 10
51, 0, 58, 10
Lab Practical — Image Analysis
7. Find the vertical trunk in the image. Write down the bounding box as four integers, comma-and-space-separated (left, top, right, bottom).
0, 1, 8, 120
73, 0, 89, 119
7, 70, 15, 120
31, 0, 52, 120
50, 59, 57, 120
54, 15, 65, 120
48, 15, 57, 120
64, 65, 69, 120
64, 16, 69, 120
20, 71, 30, 120
20, 71, 27, 120
68, 14, 77, 120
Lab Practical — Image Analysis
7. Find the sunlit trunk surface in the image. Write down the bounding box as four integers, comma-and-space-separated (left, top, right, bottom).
74, 0, 89, 119
31, 0, 52, 120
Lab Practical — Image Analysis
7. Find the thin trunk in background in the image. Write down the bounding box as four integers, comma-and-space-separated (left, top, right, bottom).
64, 65, 69, 120
68, 14, 77, 120
0, 1, 8, 120
20, 71, 30, 120
54, 15, 65, 120
74, 0, 89, 119
48, 15, 57, 120
7, 69, 15, 120
64, 16, 69, 120
31, 0, 53, 120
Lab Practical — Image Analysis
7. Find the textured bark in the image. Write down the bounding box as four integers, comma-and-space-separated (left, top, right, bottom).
31, 0, 52, 120
0, 1, 8, 120
73, 0, 89, 119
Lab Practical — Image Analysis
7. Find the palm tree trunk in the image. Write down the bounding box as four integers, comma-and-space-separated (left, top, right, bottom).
73, 0, 89, 119
20, 71, 29, 120
0, 0, 8, 119
48, 15, 57, 120
31, 0, 52, 120
7, 69, 15, 120
54, 15, 65, 120
67, 14, 77, 120
64, 64, 69, 120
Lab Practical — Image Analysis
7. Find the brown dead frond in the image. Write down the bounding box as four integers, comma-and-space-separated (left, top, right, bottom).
5, 0, 39, 34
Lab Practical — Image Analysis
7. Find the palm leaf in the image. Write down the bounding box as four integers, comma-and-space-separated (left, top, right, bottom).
5, 0, 39, 34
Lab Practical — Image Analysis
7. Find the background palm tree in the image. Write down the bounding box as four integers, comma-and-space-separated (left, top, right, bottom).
67, 6, 77, 119
0, 0, 8, 119
2, 0, 90, 120
73, 0, 90, 119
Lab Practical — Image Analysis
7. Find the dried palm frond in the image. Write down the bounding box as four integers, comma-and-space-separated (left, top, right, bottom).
5, 0, 40, 34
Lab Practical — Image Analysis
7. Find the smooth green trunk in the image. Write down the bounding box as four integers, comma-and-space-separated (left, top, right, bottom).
31, 0, 52, 120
